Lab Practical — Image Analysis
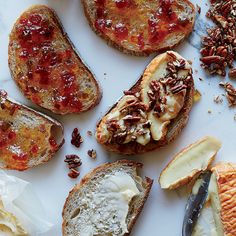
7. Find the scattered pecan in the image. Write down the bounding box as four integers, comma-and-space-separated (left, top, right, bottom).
65, 155, 82, 179
87, 130, 93, 136
71, 128, 83, 148
197, 4, 201, 14
68, 169, 80, 179
200, 0, 236, 76
221, 82, 236, 106
64, 155, 82, 168
200, 55, 224, 65
229, 68, 236, 79
88, 149, 97, 159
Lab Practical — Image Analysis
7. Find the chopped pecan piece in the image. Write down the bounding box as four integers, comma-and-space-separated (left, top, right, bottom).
107, 120, 120, 132
200, 0, 236, 76
87, 149, 97, 159
170, 84, 187, 94
71, 128, 83, 148
222, 83, 236, 106
229, 68, 236, 79
123, 115, 141, 123
68, 169, 80, 179
65, 154, 82, 179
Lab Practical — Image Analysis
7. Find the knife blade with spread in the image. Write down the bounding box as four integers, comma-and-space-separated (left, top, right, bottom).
182, 171, 212, 236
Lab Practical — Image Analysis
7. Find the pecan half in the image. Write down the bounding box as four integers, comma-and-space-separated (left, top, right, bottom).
222, 82, 236, 106
88, 149, 97, 159
170, 84, 187, 94
229, 68, 236, 79
71, 128, 83, 148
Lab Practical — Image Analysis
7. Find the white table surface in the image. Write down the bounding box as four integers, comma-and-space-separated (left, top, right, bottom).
0, 0, 235, 235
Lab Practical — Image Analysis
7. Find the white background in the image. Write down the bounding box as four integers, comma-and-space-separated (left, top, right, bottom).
0, 0, 235, 235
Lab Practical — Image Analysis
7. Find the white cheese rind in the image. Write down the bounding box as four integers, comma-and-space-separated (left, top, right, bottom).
160, 137, 222, 189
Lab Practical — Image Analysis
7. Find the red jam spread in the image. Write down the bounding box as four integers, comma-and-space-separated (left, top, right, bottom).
93, 0, 192, 52
0, 95, 59, 170
14, 13, 83, 113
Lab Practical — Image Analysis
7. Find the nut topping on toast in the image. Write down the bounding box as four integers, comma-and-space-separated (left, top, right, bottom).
9, 5, 101, 114
82, 0, 195, 55
96, 51, 193, 150
0, 90, 64, 171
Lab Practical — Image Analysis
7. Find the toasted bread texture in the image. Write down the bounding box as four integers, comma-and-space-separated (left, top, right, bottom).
159, 136, 222, 190
212, 163, 236, 236
9, 5, 101, 115
96, 51, 194, 155
62, 160, 153, 236
0, 90, 64, 171
82, 0, 195, 56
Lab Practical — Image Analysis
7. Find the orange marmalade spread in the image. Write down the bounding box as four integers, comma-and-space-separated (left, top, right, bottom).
93, 0, 193, 53
0, 91, 59, 170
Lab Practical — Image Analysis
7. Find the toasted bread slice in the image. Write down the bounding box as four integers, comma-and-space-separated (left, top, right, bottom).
9, 5, 101, 115
0, 90, 64, 171
96, 51, 194, 154
82, 0, 195, 56
159, 136, 222, 189
62, 160, 153, 236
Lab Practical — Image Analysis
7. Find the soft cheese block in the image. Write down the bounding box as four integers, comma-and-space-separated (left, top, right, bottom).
159, 136, 222, 189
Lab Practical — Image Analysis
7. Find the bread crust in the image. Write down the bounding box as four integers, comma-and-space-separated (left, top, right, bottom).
62, 160, 153, 236
0, 92, 64, 170
9, 5, 102, 115
82, 0, 196, 56
212, 163, 236, 236
96, 51, 194, 155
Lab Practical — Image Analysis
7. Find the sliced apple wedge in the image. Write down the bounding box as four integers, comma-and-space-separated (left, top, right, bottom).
159, 136, 222, 190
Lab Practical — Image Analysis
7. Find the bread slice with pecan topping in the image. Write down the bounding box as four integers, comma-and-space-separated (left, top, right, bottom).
62, 160, 153, 236
96, 51, 194, 154
82, 0, 195, 56
0, 90, 64, 171
9, 5, 101, 115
